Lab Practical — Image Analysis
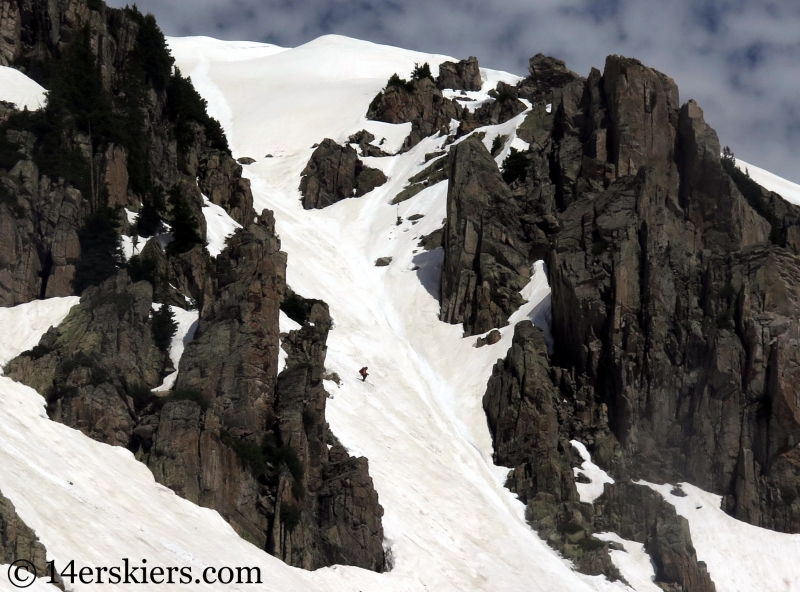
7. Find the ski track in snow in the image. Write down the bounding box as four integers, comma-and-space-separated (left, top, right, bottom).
0, 33, 798, 592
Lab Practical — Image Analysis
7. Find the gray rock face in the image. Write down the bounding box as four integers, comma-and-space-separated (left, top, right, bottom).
438, 135, 532, 335
270, 304, 385, 571
0, 158, 88, 305
483, 322, 617, 577
471, 49, 800, 544
484, 322, 716, 591
0, 490, 62, 589
172, 210, 286, 437
197, 149, 255, 226
139, 238, 213, 314
347, 130, 389, 157
436, 57, 482, 91
0, 0, 254, 307
594, 483, 716, 592
5, 271, 164, 446
143, 211, 286, 547
6, 211, 386, 571
518, 54, 581, 105
1, 0, 387, 575
367, 77, 461, 150
299, 139, 387, 209
458, 82, 527, 136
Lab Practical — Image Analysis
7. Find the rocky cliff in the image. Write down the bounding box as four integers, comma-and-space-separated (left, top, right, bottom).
366, 57, 528, 152
484, 322, 716, 591
5, 211, 386, 571
0, 0, 254, 306
465, 50, 800, 551
1, 0, 385, 573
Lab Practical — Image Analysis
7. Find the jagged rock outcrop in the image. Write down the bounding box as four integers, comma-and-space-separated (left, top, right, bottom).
299, 139, 387, 209
484, 322, 715, 590
436, 57, 482, 92
5, 271, 164, 446
0, 0, 253, 307
347, 129, 389, 158
141, 210, 285, 545
472, 49, 800, 546
270, 303, 385, 570
517, 54, 581, 105
438, 135, 532, 335
458, 82, 527, 136
391, 154, 448, 205
2, 0, 387, 574
484, 322, 616, 576
367, 77, 461, 150
594, 484, 716, 592
545, 76, 796, 529
197, 149, 254, 226
0, 490, 62, 589
170, 210, 285, 436
140, 212, 385, 570
138, 237, 213, 313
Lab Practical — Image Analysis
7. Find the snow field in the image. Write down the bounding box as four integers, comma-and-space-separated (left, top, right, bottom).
736, 158, 800, 206
643, 482, 800, 592
0, 65, 46, 111
0, 297, 79, 371
171, 35, 634, 592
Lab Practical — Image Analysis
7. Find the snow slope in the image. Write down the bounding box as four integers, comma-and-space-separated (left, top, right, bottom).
644, 482, 800, 592
737, 158, 800, 205
2, 33, 800, 592
167, 34, 630, 592
0, 297, 79, 370
0, 65, 46, 111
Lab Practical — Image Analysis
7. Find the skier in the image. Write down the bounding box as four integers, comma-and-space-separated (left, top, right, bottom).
359, 367, 369, 382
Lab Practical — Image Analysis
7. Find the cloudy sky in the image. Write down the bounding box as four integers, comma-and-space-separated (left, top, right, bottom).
109, 0, 800, 183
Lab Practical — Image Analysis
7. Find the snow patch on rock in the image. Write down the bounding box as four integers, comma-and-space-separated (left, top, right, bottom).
571, 441, 615, 503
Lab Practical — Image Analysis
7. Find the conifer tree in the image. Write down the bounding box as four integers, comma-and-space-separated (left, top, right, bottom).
165, 185, 203, 255
151, 304, 177, 351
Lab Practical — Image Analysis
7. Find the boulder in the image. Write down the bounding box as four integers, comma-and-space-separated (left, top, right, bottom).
436, 57, 482, 91
367, 77, 461, 150
299, 139, 387, 209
